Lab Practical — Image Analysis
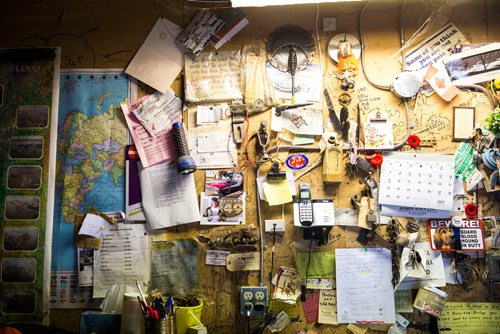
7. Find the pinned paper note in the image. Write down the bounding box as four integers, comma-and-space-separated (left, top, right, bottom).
226, 252, 260, 271
296, 251, 335, 279
262, 180, 293, 206
78, 213, 112, 239
438, 302, 500, 333
318, 289, 337, 325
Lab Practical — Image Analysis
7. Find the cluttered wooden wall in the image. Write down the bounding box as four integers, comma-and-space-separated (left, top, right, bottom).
1, 0, 500, 333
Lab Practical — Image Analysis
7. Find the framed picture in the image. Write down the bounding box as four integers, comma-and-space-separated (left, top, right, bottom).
453, 107, 475, 141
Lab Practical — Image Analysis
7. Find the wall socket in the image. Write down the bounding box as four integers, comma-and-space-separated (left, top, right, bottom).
240, 286, 268, 317
265, 219, 285, 233
323, 17, 336, 32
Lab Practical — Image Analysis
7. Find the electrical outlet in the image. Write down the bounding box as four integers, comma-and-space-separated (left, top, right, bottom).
240, 286, 268, 317
265, 219, 285, 233
323, 17, 336, 32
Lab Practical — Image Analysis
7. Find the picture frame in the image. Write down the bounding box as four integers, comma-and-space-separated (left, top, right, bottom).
452, 107, 475, 141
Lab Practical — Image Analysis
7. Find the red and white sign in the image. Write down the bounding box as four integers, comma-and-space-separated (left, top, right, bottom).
428, 218, 485, 251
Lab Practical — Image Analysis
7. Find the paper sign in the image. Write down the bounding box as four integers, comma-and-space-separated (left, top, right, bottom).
226, 252, 260, 271
428, 218, 485, 251
301, 290, 320, 323
318, 289, 337, 325
205, 250, 230, 266
263, 180, 293, 206
438, 302, 500, 333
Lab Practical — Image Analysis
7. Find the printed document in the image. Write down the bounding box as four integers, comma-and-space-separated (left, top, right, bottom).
93, 223, 150, 298
138, 160, 200, 230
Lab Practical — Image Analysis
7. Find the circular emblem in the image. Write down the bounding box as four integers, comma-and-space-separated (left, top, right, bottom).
127, 145, 139, 160
286, 154, 309, 170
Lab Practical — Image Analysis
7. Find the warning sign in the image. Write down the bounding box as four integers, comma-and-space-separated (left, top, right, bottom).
428, 218, 485, 251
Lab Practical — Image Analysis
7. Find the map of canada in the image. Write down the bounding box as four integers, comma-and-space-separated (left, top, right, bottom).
52, 72, 128, 271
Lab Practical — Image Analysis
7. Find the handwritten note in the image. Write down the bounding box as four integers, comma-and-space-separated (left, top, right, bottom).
150, 240, 199, 295
184, 51, 242, 102
335, 248, 395, 324
438, 302, 500, 333
318, 289, 337, 325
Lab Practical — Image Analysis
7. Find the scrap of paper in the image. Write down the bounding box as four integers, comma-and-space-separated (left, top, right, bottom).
301, 289, 320, 323
272, 266, 301, 303
226, 252, 260, 271
424, 63, 460, 101
262, 180, 293, 206
125, 18, 184, 93
78, 213, 112, 240
318, 289, 337, 325
296, 251, 335, 279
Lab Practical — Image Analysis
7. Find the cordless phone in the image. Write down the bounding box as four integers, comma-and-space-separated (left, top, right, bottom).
298, 183, 313, 226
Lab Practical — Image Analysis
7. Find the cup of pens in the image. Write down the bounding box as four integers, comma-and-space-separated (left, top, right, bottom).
141, 296, 175, 334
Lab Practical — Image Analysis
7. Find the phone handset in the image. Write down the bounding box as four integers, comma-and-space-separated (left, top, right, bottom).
298, 183, 313, 226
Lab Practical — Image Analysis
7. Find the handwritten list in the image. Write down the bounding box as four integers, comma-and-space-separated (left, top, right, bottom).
438, 302, 500, 334
335, 248, 395, 324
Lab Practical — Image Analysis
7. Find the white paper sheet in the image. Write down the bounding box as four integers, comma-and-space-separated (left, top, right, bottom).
125, 18, 184, 93
335, 248, 395, 324
92, 223, 150, 298
139, 160, 200, 230
380, 205, 452, 219
396, 242, 446, 291
266, 63, 322, 102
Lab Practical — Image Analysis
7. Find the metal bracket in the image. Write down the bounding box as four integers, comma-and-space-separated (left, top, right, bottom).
230, 104, 245, 144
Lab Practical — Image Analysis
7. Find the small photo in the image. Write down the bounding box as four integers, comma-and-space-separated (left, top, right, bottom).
16, 105, 48, 128
3, 227, 38, 251
7, 166, 42, 189
1, 258, 36, 283
9, 136, 44, 159
1, 289, 36, 314
205, 170, 244, 196
5, 196, 40, 220
200, 192, 245, 225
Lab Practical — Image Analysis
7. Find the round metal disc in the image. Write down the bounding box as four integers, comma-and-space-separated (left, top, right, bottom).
327, 33, 361, 64
391, 71, 421, 99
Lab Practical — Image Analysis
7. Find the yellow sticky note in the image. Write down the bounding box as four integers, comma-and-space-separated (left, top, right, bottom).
263, 180, 293, 206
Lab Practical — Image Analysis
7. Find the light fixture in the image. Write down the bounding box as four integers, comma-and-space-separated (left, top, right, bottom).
232, 0, 362, 7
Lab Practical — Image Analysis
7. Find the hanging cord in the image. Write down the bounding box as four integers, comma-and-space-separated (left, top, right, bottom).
269, 224, 277, 286
251, 311, 277, 334
301, 239, 314, 301
256, 166, 265, 286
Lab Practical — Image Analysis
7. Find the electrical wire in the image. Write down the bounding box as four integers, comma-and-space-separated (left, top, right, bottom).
359, 0, 391, 91
456, 84, 497, 110
269, 225, 276, 286
251, 311, 277, 334
301, 239, 314, 301
256, 166, 265, 286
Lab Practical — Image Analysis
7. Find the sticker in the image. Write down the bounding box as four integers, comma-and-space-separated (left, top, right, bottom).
286, 154, 309, 170
3, 227, 38, 251
9, 136, 44, 159
16, 105, 49, 128
126, 145, 140, 160
428, 218, 485, 251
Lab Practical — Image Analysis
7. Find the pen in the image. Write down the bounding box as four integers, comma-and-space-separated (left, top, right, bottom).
137, 296, 148, 316
136, 280, 147, 306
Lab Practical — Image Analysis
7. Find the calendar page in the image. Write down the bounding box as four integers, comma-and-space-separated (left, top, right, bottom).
379, 152, 454, 211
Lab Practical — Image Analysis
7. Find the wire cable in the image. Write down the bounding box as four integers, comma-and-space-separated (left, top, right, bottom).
256, 166, 265, 286
359, 0, 391, 91
456, 84, 497, 109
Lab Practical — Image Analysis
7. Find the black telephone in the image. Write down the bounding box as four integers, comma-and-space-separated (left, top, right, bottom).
298, 183, 313, 226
